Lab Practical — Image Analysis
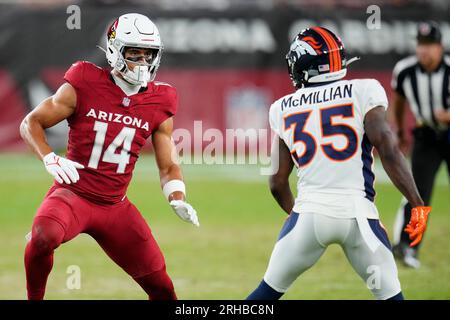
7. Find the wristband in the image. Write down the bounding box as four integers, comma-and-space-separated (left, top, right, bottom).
162, 179, 186, 200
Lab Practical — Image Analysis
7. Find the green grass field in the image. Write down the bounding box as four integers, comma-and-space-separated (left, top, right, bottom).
0, 153, 448, 299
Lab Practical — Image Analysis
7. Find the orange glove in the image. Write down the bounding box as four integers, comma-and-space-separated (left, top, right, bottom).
404, 206, 431, 247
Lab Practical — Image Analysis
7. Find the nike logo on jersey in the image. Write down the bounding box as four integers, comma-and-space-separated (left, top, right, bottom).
281, 83, 353, 110
86, 108, 150, 131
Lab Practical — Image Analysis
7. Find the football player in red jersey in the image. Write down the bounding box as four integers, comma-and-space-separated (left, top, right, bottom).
19, 13, 199, 300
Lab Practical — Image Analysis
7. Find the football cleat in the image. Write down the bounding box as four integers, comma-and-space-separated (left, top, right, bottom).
393, 243, 421, 269
403, 247, 421, 269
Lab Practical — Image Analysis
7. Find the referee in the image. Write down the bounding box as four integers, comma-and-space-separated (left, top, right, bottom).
391, 21, 450, 268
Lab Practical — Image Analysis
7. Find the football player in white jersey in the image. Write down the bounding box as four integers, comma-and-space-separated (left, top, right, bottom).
247, 27, 431, 300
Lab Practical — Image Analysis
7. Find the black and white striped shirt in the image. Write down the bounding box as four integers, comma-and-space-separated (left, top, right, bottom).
391, 55, 450, 130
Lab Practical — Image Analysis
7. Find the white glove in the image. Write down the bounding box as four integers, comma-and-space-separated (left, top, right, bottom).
169, 200, 200, 227
43, 152, 84, 184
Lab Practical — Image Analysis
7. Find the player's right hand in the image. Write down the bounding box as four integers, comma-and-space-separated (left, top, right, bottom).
404, 206, 431, 247
43, 152, 84, 184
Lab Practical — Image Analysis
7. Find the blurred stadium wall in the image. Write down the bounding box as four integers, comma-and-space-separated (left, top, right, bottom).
0, 0, 449, 153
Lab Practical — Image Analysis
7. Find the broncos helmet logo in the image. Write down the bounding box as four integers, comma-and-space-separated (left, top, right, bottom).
302, 36, 323, 54
288, 33, 325, 62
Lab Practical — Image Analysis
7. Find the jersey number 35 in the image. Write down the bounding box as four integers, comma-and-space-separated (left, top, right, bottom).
284, 104, 358, 167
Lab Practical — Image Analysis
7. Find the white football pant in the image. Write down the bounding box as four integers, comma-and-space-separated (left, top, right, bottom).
263, 212, 402, 300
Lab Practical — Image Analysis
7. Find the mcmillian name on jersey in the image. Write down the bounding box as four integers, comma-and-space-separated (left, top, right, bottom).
281, 83, 353, 111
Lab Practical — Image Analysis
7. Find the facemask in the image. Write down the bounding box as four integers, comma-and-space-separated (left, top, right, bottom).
122, 64, 150, 87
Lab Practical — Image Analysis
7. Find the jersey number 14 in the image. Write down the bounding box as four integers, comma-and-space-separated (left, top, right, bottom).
88, 121, 136, 173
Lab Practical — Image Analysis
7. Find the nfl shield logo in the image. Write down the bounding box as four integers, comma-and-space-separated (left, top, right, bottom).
122, 97, 130, 107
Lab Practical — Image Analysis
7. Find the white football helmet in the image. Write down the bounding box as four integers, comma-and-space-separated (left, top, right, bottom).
104, 13, 163, 86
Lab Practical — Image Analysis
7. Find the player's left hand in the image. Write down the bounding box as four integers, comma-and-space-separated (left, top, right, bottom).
404, 206, 431, 247
169, 200, 200, 227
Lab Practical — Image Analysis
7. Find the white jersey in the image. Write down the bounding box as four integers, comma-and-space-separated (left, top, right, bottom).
269, 79, 388, 219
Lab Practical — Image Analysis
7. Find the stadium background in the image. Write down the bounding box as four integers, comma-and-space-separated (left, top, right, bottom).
0, 0, 448, 299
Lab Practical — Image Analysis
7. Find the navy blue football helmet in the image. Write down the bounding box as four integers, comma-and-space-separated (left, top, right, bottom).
286, 27, 358, 88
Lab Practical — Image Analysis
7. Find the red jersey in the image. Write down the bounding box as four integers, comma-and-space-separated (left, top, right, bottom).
61, 61, 177, 204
